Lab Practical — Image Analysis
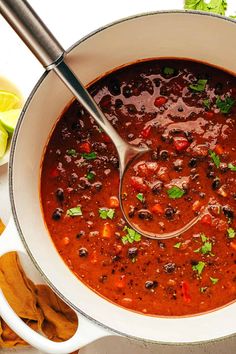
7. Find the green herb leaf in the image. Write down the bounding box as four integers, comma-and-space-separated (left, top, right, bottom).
66, 206, 82, 217
227, 227, 236, 238
163, 67, 175, 76
184, 0, 227, 15
192, 261, 206, 276
189, 79, 207, 92
209, 150, 220, 168
201, 241, 212, 254
99, 208, 115, 220
200, 286, 208, 293
228, 163, 236, 171
121, 226, 141, 245
136, 193, 144, 202
167, 186, 185, 199
174, 242, 182, 249
210, 277, 219, 285
216, 96, 235, 114
82, 152, 97, 160
86, 172, 95, 181
203, 98, 211, 109
66, 149, 77, 157
200, 233, 208, 243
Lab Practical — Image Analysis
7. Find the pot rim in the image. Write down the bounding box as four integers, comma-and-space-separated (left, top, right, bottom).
9, 9, 236, 345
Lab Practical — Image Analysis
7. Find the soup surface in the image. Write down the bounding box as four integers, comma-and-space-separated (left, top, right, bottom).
41, 59, 236, 316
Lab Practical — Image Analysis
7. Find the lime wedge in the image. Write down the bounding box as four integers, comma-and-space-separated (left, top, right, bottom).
0, 123, 8, 158
0, 90, 20, 112
0, 108, 21, 133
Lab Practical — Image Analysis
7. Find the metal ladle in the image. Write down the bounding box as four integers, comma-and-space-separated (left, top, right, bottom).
0, 0, 203, 239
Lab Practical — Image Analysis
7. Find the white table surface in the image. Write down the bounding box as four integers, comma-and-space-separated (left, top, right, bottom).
1, 1, 236, 353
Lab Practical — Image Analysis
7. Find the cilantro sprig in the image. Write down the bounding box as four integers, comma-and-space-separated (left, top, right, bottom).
227, 227, 236, 239
66, 206, 82, 217
136, 193, 145, 202
99, 208, 115, 220
167, 186, 185, 199
184, 0, 227, 16
192, 261, 206, 276
228, 163, 236, 171
209, 150, 220, 168
121, 226, 141, 245
216, 96, 235, 114
82, 152, 97, 160
189, 79, 207, 92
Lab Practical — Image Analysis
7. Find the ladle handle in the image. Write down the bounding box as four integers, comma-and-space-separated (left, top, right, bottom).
0, 0, 64, 68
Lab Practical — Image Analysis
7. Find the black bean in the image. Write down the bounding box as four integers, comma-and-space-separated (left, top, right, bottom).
199, 192, 206, 199
128, 206, 135, 218
158, 241, 166, 249
71, 121, 81, 131
128, 247, 138, 258
153, 78, 161, 87
138, 209, 153, 220
184, 131, 193, 143
178, 106, 184, 112
151, 151, 159, 161
110, 156, 119, 168
56, 188, 64, 202
99, 275, 108, 283
215, 82, 223, 95
76, 231, 85, 239
165, 207, 175, 219
163, 262, 176, 273
52, 208, 63, 221
127, 104, 137, 114
152, 181, 163, 195
207, 171, 215, 179
219, 163, 228, 173
212, 179, 221, 190
108, 78, 121, 96
79, 247, 88, 257
123, 86, 132, 98
223, 206, 234, 219
112, 255, 121, 262
145, 280, 158, 289
93, 182, 102, 191
115, 99, 123, 109
188, 158, 197, 168
173, 159, 183, 172
160, 150, 169, 160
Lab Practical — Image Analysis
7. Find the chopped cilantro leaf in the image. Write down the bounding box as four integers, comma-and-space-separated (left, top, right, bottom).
209, 150, 220, 168
136, 193, 144, 202
210, 277, 219, 285
167, 186, 185, 199
174, 242, 182, 249
66, 149, 77, 157
203, 98, 211, 109
184, 0, 227, 15
227, 227, 236, 239
201, 241, 212, 254
228, 163, 236, 171
121, 226, 141, 245
192, 261, 206, 276
189, 79, 207, 92
200, 233, 207, 243
86, 172, 95, 181
216, 96, 235, 114
82, 152, 97, 160
66, 206, 82, 217
99, 208, 115, 220
163, 67, 175, 76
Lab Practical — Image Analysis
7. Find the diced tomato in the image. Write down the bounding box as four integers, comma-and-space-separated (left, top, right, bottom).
130, 176, 148, 192
62, 237, 70, 246
215, 144, 224, 155
192, 200, 201, 212
154, 96, 167, 107
140, 125, 152, 139
79, 142, 91, 153
173, 137, 190, 152
201, 214, 212, 226
109, 196, 119, 208
138, 162, 158, 177
151, 204, 164, 214
205, 111, 214, 119
101, 132, 111, 143
102, 223, 112, 238
230, 241, 236, 251
50, 167, 59, 178
181, 281, 191, 303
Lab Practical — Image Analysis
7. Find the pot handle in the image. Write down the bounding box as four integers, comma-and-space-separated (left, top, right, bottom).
0, 219, 111, 353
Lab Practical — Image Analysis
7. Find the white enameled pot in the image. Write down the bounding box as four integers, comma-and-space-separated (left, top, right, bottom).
0, 10, 236, 354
